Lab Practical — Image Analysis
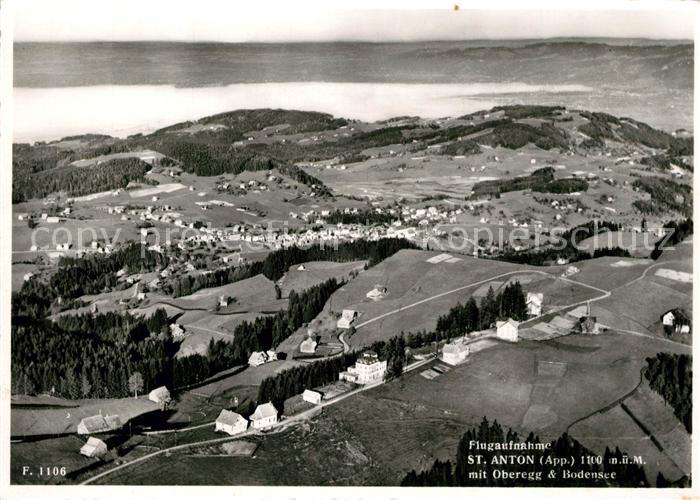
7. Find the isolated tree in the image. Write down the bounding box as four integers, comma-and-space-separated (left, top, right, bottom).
128, 372, 144, 399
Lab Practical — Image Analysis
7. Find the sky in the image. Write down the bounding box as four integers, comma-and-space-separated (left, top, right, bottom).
11, 0, 695, 42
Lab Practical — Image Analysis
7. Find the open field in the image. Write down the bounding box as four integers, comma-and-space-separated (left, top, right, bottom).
593, 278, 691, 336
302, 249, 604, 348
276, 260, 366, 296
11, 435, 107, 485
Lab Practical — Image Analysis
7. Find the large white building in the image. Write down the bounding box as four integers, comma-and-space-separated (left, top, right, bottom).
496, 319, 519, 342
442, 338, 470, 365
215, 409, 248, 436
339, 351, 387, 384
337, 309, 358, 329
250, 402, 278, 430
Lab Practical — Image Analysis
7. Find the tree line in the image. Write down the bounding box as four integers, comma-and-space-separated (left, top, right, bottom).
11, 308, 175, 399
644, 352, 692, 432
13, 158, 150, 202
401, 417, 648, 487
13, 243, 166, 318
650, 218, 692, 260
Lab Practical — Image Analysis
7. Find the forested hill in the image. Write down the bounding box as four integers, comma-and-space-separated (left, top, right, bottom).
12, 105, 693, 203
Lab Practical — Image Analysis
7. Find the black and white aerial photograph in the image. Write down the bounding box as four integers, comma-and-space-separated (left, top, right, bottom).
2, 0, 696, 495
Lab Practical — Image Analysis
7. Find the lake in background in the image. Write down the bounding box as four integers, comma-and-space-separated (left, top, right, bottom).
13, 41, 693, 142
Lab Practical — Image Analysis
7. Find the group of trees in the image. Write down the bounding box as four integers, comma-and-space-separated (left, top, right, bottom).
13, 243, 166, 318
257, 353, 357, 411
495, 220, 628, 266
644, 352, 692, 432
632, 176, 692, 218
401, 417, 648, 487
650, 218, 693, 260
471, 167, 587, 198
435, 282, 527, 338
479, 121, 570, 150
13, 158, 150, 202
11, 308, 175, 399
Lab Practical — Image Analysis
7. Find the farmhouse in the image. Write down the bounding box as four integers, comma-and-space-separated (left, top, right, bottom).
148, 386, 171, 406
215, 410, 248, 436
299, 331, 317, 354
79, 437, 108, 458
302, 389, 323, 405
339, 351, 387, 385
526, 293, 544, 317
248, 350, 277, 367
337, 309, 358, 329
442, 337, 470, 365
77, 414, 122, 435
250, 402, 278, 430
366, 285, 388, 301
662, 311, 676, 326
496, 319, 519, 342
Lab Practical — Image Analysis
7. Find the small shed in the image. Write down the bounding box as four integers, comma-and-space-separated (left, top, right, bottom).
302, 389, 323, 405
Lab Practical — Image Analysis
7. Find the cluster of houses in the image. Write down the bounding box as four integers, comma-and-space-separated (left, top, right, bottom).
215, 401, 281, 435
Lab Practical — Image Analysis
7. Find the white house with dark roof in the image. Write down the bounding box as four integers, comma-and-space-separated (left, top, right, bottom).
250, 402, 278, 430
215, 409, 248, 436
